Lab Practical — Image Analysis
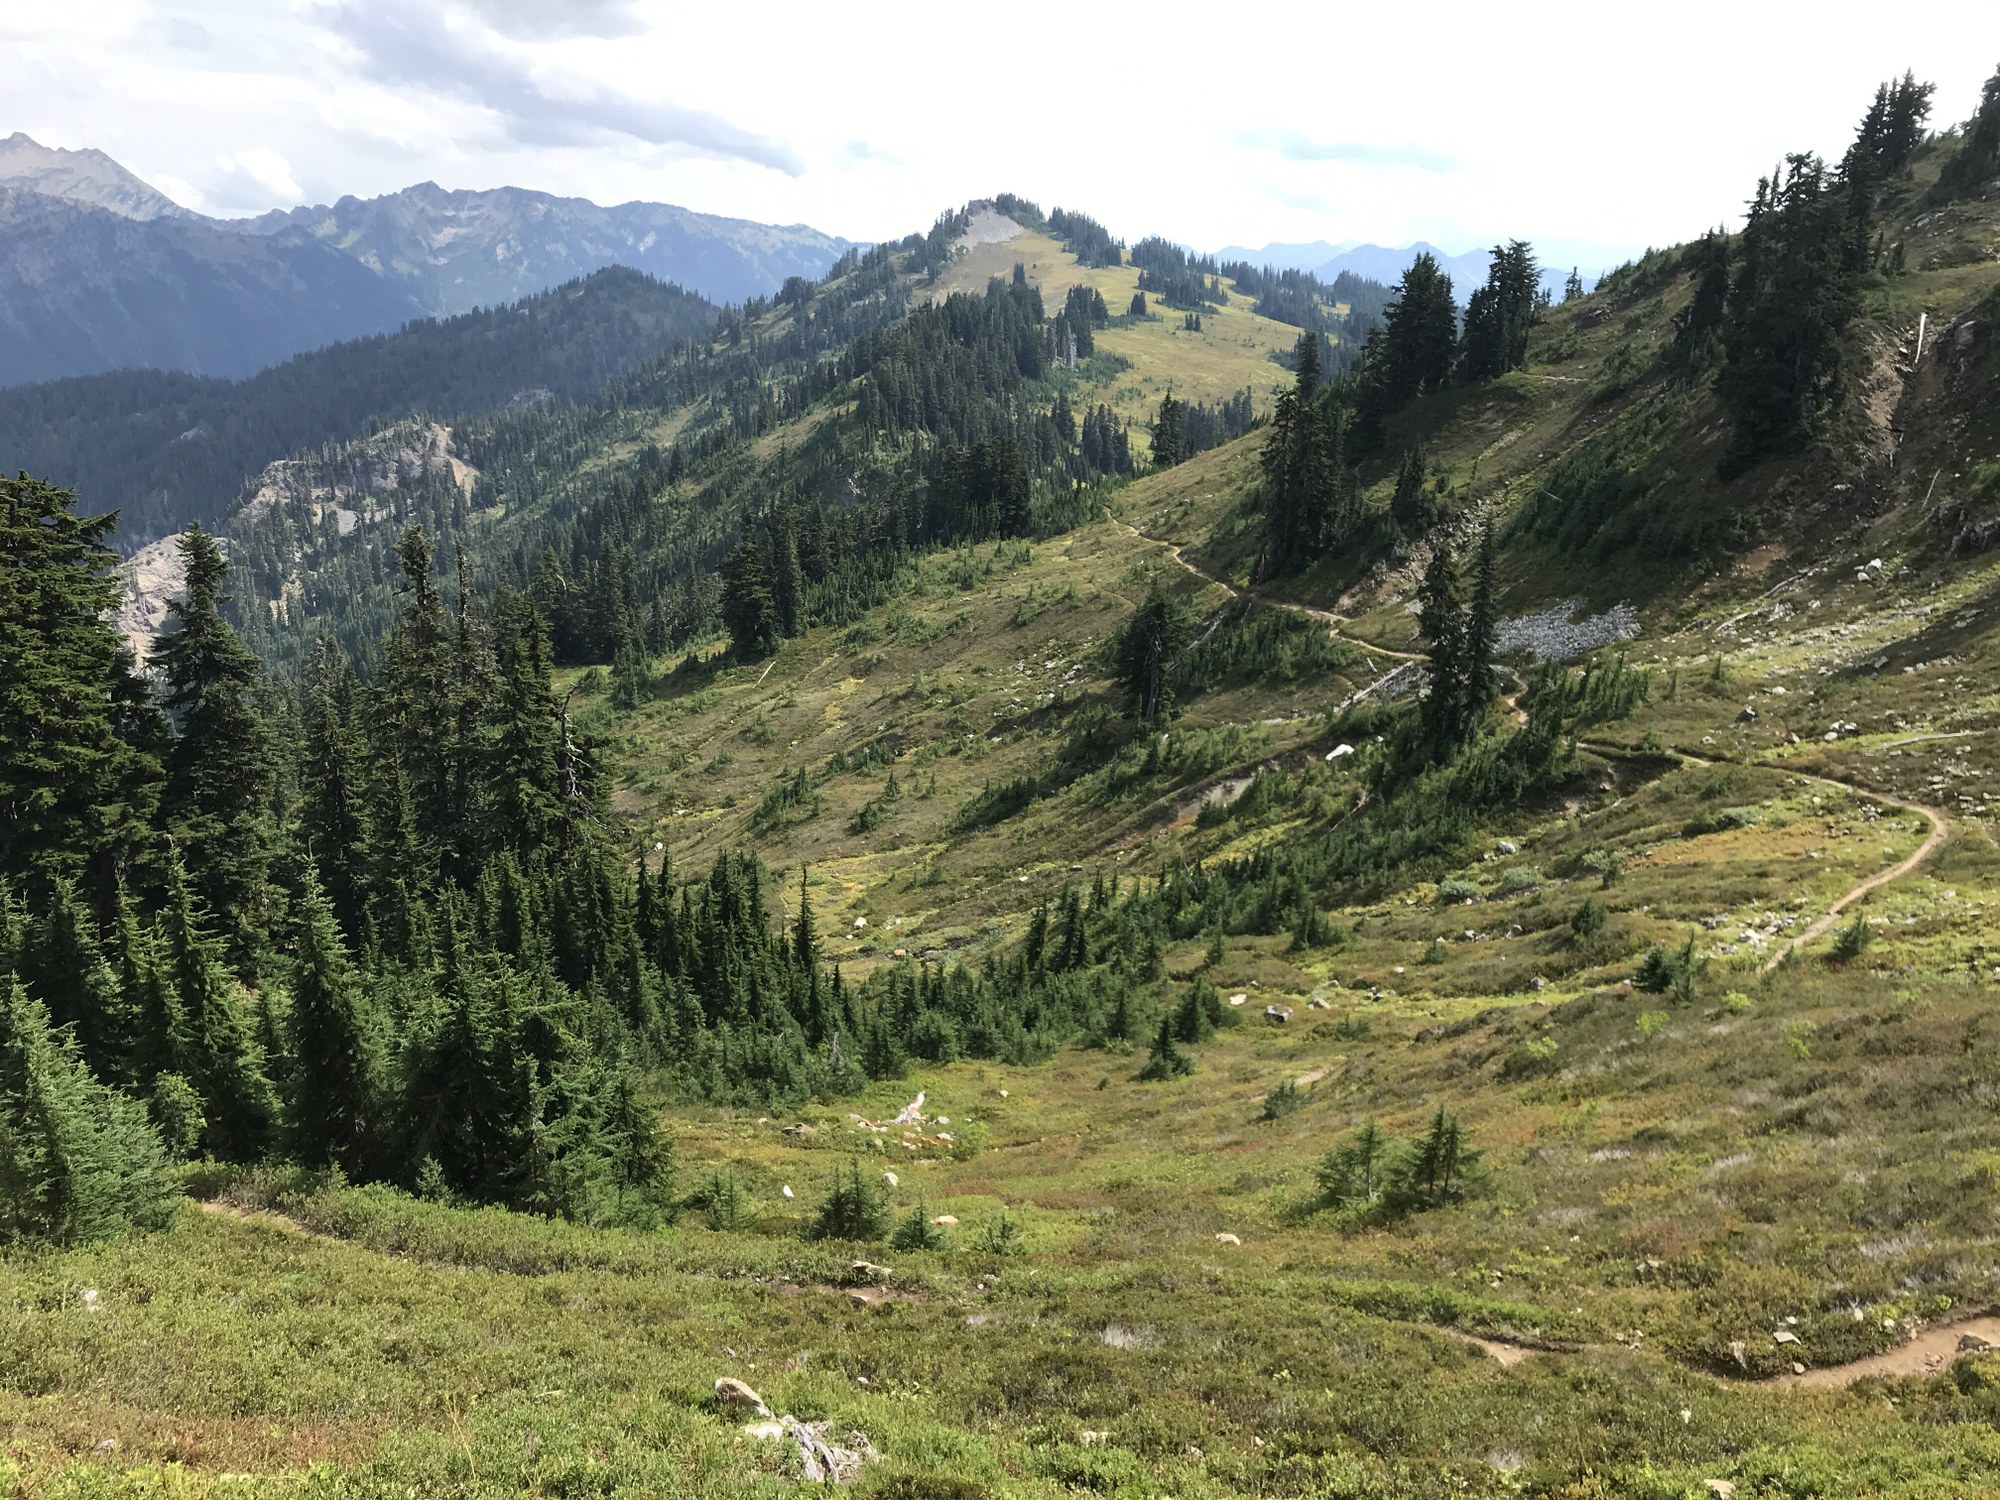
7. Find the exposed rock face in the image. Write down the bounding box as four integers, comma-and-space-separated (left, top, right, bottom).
116, 534, 198, 666
114, 420, 473, 658
0, 133, 194, 221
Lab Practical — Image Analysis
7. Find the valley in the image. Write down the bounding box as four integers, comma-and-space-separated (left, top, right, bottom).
6, 59, 2000, 1500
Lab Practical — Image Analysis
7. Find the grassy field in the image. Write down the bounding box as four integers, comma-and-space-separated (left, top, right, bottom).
921, 222, 1309, 427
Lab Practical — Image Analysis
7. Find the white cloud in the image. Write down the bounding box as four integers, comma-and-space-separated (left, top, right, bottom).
216, 147, 302, 203
6, 0, 1997, 264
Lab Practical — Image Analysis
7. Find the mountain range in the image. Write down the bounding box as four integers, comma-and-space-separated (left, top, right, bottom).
1219, 234, 1594, 299
0, 133, 850, 386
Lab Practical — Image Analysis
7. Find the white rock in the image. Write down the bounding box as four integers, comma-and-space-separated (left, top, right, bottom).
1215, 1232, 1241, 1245
882, 1171, 899, 1187
782, 1185, 794, 1199
715, 1377, 771, 1417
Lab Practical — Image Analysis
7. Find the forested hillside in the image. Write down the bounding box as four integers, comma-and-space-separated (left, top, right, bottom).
0, 268, 717, 547
11, 67, 2000, 1498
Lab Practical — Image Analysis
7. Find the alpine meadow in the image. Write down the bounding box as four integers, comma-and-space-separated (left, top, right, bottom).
10, 21, 2000, 1499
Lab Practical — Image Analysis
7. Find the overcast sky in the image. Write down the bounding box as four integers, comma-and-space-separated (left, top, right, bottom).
7, 0, 1997, 269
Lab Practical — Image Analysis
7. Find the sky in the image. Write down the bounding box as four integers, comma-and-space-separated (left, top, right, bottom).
6, 0, 1998, 270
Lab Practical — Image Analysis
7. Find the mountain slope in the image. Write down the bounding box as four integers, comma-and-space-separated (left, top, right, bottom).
0, 188, 424, 386
0, 266, 715, 544
0, 139, 845, 385
0, 131, 193, 220
243, 180, 853, 315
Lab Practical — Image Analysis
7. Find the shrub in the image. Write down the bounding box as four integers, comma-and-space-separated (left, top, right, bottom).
1634, 936, 1704, 1003
1262, 1079, 1306, 1121
1436, 878, 1483, 904
946, 1121, 991, 1161
1498, 1035, 1561, 1081
1830, 913, 1873, 964
974, 1213, 1025, 1256
891, 1200, 950, 1251
805, 1160, 890, 1242
1580, 845, 1623, 887
1570, 899, 1610, 943
1137, 1016, 1194, 1081
696, 1170, 754, 1231
1498, 865, 1544, 894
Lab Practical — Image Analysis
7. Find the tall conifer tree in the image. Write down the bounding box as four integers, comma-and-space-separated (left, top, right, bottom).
155, 524, 275, 971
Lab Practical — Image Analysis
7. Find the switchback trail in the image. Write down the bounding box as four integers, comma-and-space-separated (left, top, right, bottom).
1112, 511, 1953, 963
1107, 511, 1427, 665
1580, 739, 1949, 971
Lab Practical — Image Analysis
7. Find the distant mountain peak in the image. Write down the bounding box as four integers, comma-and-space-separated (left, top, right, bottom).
0, 132, 192, 222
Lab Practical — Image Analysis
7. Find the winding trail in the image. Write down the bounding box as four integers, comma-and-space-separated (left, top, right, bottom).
1107, 510, 1426, 665
1113, 509, 1956, 964
1580, 739, 1950, 971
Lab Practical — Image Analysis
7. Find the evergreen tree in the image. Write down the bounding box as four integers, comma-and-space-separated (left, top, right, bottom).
489, 590, 567, 856
286, 870, 386, 1175
1391, 1105, 1482, 1210
1417, 537, 1468, 751
1053, 885, 1088, 972
1718, 155, 1865, 472
1355, 253, 1458, 439
373, 528, 455, 894
1462, 520, 1498, 717
1846, 71, 1935, 184
1563, 268, 1585, 302
299, 638, 371, 943
111, 885, 177, 1087
1110, 584, 1195, 723
1262, 331, 1353, 572
1932, 64, 2000, 203
1457, 241, 1540, 383
1671, 230, 1731, 365
1138, 1013, 1195, 1081
0, 476, 163, 900
805, 1158, 889, 1241
720, 537, 779, 657
402, 913, 538, 1205
1388, 446, 1440, 537
1171, 976, 1219, 1044
158, 851, 276, 1160
154, 525, 275, 971
1151, 390, 1185, 469
18, 879, 131, 1084
1314, 1119, 1389, 1209
891, 1198, 950, 1251
442, 545, 498, 878
0, 978, 177, 1246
